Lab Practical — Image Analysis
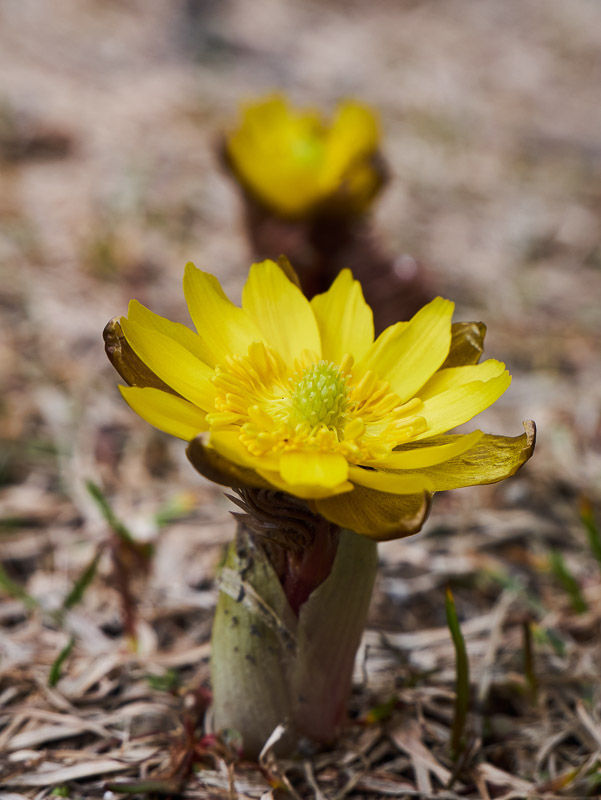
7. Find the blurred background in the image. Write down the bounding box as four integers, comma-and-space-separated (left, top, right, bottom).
1, 0, 601, 791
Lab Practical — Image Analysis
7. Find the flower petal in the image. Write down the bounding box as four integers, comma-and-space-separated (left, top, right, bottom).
410, 421, 536, 490
369, 430, 484, 469
183, 262, 264, 366
320, 101, 379, 187
415, 370, 512, 439
280, 450, 348, 488
310, 269, 374, 364
314, 486, 431, 540
226, 96, 326, 217
348, 465, 434, 494
360, 297, 454, 403
209, 431, 280, 473
255, 468, 353, 499
120, 317, 216, 411
418, 359, 506, 400
186, 434, 269, 489
119, 386, 208, 440
127, 299, 208, 362
242, 260, 321, 363
442, 322, 486, 368
104, 317, 177, 394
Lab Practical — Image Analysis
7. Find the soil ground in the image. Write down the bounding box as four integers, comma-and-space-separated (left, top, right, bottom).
1, 1, 601, 797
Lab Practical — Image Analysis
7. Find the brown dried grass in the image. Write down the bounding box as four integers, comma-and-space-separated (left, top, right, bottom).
2, 1, 601, 796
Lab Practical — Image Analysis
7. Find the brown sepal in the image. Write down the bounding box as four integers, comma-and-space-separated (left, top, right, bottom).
442, 321, 487, 368
186, 434, 269, 490
103, 317, 179, 395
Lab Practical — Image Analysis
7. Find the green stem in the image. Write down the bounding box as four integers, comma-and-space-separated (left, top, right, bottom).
210, 526, 298, 758
293, 529, 377, 744
210, 524, 377, 758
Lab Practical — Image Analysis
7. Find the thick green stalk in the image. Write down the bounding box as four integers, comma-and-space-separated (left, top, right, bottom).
292, 530, 377, 743
210, 524, 378, 758
210, 527, 297, 758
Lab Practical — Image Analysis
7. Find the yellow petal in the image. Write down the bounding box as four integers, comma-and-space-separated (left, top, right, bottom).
255, 468, 353, 500
120, 317, 216, 411
369, 430, 484, 469
442, 322, 486, 368
410, 421, 536, 490
119, 386, 208, 440
104, 317, 177, 394
209, 430, 279, 473
360, 297, 454, 403
280, 450, 348, 488
226, 96, 325, 217
415, 370, 512, 439
314, 486, 431, 540
348, 465, 434, 494
320, 101, 379, 188
186, 434, 269, 489
127, 299, 207, 362
183, 262, 264, 366
242, 260, 321, 363
418, 359, 507, 400
310, 269, 374, 364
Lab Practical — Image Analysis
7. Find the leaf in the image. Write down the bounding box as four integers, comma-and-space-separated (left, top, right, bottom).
62, 550, 101, 611
49, 636, 75, 687
445, 586, 469, 761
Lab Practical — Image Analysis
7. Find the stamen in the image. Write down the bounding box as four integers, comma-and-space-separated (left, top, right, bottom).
344, 417, 365, 440
209, 340, 432, 467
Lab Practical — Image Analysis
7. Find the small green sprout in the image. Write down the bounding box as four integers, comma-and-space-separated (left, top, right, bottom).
445, 586, 469, 762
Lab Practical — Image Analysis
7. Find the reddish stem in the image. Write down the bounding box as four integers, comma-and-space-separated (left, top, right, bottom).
282, 523, 340, 615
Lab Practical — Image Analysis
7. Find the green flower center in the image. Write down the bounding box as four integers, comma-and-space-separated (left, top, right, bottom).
291, 360, 349, 429
290, 136, 322, 165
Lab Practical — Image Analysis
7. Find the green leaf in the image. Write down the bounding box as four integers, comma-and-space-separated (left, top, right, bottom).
86, 480, 135, 545
63, 550, 102, 611
581, 498, 601, 572
49, 636, 75, 687
364, 695, 398, 724
146, 669, 180, 692
0, 562, 38, 609
445, 586, 469, 762
549, 549, 588, 614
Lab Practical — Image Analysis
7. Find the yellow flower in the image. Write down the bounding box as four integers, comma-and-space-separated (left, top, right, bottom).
105, 260, 535, 541
225, 94, 384, 218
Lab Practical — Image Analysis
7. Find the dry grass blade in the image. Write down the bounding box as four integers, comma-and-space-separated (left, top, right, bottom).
389, 719, 452, 786
6, 756, 151, 787
2, 1, 601, 797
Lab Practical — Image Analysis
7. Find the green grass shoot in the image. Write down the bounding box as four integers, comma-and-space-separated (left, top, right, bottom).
86, 480, 136, 545
0, 561, 38, 610
445, 586, 469, 761
49, 636, 75, 687
549, 549, 588, 614
62, 549, 102, 611
581, 497, 601, 572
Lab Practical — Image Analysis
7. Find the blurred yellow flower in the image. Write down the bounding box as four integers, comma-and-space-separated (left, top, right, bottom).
225, 94, 384, 218
106, 260, 535, 540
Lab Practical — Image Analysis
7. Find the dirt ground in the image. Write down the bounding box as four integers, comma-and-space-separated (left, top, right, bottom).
1, 1, 601, 797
